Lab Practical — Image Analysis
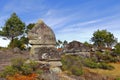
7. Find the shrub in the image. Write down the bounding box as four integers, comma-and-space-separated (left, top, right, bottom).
0, 58, 43, 78
11, 57, 25, 70
28, 60, 39, 71
99, 63, 114, 70
0, 66, 18, 77
61, 55, 84, 76
21, 63, 33, 75
83, 58, 99, 68
70, 65, 83, 76
114, 43, 120, 55
83, 58, 114, 70
95, 51, 117, 63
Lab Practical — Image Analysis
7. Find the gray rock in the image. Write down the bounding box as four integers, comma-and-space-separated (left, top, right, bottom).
50, 67, 62, 74
13, 47, 21, 53
28, 20, 56, 45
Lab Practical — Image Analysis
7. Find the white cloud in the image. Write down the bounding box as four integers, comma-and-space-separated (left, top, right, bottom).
0, 37, 10, 47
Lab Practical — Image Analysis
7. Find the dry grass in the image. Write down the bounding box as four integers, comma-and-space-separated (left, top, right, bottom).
88, 63, 120, 78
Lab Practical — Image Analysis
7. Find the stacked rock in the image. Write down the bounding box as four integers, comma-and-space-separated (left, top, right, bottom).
28, 20, 62, 73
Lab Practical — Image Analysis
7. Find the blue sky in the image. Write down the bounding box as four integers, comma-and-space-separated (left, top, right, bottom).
0, 0, 120, 47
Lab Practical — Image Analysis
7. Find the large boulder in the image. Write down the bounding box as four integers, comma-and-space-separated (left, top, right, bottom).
28, 20, 60, 61
28, 20, 56, 45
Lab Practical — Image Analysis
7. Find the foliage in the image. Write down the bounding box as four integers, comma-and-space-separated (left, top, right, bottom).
8, 36, 29, 50
8, 38, 23, 50
61, 55, 84, 76
26, 23, 35, 33
11, 57, 25, 69
56, 40, 63, 48
0, 66, 18, 77
0, 13, 25, 41
83, 58, 114, 70
83, 58, 99, 68
114, 43, 120, 55
61, 54, 114, 76
83, 41, 92, 47
0, 13, 25, 48
95, 51, 118, 63
63, 40, 68, 48
99, 62, 114, 70
0, 58, 43, 78
56, 40, 68, 48
70, 65, 83, 76
91, 29, 117, 48
20, 36, 29, 45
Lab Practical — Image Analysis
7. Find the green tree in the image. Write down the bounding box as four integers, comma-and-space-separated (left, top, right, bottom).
91, 29, 117, 48
26, 23, 35, 33
0, 13, 25, 48
83, 41, 92, 47
20, 36, 29, 45
114, 43, 120, 54
63, 40, 68, 48
8, 38, 23, 49
56, 40, 63, 48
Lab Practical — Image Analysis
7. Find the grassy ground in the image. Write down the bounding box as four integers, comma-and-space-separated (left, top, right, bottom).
88, 63, 120, 78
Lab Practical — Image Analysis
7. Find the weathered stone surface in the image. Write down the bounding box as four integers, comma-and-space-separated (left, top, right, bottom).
50, 67, 62, 73
28, 20, 60, 61
38, 61, 62, 67
64, 40, 91, 53
28, 20, 56, 45
30, 47, 61, 60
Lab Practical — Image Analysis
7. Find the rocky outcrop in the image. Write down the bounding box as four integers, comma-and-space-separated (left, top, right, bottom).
28, 20, 60, 60
28, 20, 56, 45
64, 40, 91, 53
28, 20, 62, 74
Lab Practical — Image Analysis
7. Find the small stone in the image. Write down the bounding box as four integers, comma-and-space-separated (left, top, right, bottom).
50, 67, 62, 74
13, 47, 21, 53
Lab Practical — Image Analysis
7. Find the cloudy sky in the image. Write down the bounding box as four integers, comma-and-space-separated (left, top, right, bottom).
0, 0, 120, 47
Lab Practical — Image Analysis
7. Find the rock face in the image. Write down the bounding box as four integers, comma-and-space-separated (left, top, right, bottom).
28, 20, 56, 46
64, 40, 91, 53
28, 20, 60, 61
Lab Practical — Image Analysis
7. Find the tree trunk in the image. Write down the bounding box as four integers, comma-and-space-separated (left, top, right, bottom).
11, 37, 14, 48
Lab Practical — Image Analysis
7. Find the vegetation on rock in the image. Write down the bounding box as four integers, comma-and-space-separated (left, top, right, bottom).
0, 58, 43, 79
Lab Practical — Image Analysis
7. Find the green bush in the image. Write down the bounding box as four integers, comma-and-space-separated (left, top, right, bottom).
28, 60, 39, 71
21, 63, 33, 75
99, 62, 114, 70
95, 51, 117, 63
83, 58, 114, 70
0, 66, 18, 77
0, 58, 43, 78
11, 57, 25, 70
8, 37, 28, 50
83, 58, 99, 68
70, 65, 83, 76
61, 55, 84, 76
114, 43, 120, 55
